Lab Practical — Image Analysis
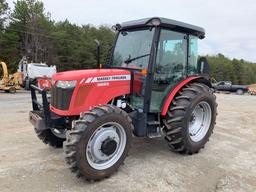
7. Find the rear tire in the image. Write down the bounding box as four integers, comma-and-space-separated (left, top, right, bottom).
162, 82, 217, 154
236, 89, 244, 95
9, 87, 16, 93
64, 105, 133, 181
35, 128, 66, 148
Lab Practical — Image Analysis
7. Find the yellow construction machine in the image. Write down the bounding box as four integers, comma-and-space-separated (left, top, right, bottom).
0, 61, 23, 93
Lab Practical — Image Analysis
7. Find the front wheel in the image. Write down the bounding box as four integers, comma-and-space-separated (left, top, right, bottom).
64, 105, 133, 181
9, 87, 16, 93
162, 82, 217, 154
4, 87, 16, 93
35, 128, 66, 148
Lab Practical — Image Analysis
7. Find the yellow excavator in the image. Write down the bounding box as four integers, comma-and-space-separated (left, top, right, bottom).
0, 61, 23, 93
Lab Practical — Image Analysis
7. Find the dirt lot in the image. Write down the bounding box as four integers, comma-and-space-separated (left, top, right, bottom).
0, 91, 256, 192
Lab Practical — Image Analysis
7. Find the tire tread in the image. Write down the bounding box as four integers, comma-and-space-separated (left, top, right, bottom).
64, 105, 133, 181
162, 82, 217, 154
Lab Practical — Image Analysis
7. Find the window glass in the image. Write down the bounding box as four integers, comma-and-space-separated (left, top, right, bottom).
155, 30, 187, 81
188, 35, 199, 74
112, 29, 154, 69
150, 29, 187, 112
112, 29, 155, 111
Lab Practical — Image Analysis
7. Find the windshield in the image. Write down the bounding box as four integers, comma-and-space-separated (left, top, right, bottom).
112, 28, 155, 69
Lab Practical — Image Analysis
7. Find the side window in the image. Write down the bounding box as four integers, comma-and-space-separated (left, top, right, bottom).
155, 30, 187, 81
188, 35, 199, 75
150, 29, 187, 112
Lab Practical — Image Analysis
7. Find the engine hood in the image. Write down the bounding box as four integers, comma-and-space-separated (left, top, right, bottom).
50, 68, 132, 116
53, 69, 131, 82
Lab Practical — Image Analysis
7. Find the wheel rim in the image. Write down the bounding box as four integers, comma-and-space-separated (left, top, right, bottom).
86, 122, 126, 170
189, 101, 212, 142
237, 89, 243, 94
10, 88, 16, 93
51, 128, 66, 139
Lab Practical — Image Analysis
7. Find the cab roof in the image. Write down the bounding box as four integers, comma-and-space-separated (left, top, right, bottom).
118, 17, 205, 39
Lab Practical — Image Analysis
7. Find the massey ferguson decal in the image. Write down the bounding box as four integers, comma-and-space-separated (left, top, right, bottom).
80, 75, 131, 84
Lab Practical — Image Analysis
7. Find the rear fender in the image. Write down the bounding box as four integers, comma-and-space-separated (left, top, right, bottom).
161, 76, 210, 116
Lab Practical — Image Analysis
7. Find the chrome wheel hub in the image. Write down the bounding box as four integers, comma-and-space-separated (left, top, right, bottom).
86, 122, 126, 170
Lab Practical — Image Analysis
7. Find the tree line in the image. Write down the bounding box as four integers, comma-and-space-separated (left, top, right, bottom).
0, 0, 255, 85
206, 54, 256, 85
0, 0, 115, 73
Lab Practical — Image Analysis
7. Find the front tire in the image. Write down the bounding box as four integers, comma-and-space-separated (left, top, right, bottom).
162, 82, 217, 154
64, 105, 133, 181
35, 128, 66, 148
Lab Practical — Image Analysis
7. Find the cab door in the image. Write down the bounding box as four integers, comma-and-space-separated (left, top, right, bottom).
111, 28, 155, 111
150, 29, 187, 112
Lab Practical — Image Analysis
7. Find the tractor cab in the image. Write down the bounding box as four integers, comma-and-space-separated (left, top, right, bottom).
107, 17, 209, 136
110, 17, 206, 113
29, 17, 216, 181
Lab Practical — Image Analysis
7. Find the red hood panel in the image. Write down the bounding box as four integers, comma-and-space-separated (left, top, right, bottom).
51, 68, 133, 116
53, 69, 130, 81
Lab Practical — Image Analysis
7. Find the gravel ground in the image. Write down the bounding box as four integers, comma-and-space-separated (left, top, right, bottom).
0, 91, 256, 192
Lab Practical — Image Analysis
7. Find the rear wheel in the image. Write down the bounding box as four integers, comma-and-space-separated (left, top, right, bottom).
236, 89, 244, 95
64, 105, 133, 181
162, 82, 217, 154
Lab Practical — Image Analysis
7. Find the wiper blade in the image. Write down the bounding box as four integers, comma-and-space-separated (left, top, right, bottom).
124, 53, 151, 64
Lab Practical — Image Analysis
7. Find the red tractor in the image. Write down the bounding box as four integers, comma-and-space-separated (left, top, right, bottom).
29, 17, 217, 181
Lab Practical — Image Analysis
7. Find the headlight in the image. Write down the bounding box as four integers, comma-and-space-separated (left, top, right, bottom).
56, 80, 77, 89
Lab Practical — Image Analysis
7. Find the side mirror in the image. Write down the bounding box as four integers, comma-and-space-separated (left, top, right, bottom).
94, 39, 101, 68
198, 57, 210, 75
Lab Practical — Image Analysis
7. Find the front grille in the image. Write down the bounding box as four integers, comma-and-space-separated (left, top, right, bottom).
50, 85, 74, 110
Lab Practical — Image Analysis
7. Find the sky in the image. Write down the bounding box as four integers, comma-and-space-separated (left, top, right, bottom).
6, 0, 256, 62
